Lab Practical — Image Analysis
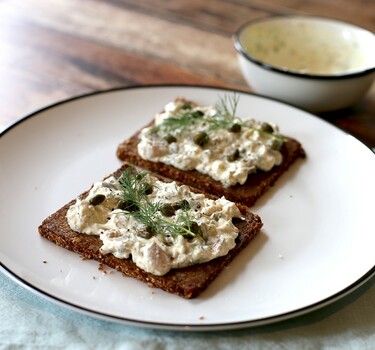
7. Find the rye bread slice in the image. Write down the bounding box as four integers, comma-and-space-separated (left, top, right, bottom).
38, 164, 263, 299
116, 103, 305, 207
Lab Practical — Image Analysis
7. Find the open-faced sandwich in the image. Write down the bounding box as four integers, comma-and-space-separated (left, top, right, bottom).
39, 163, 262, 298
39, 94, 304, 298
117, 95, 305, 207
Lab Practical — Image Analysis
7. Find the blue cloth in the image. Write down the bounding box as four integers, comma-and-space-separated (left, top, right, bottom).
1, 271, 374, 349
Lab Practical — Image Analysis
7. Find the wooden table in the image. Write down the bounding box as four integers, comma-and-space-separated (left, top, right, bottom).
1, 0, 374, 148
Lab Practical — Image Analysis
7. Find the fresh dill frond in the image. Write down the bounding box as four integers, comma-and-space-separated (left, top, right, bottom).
150, 109, 201, 135
154, 115, 194, 133
118, 168, 198, 238
215, 93, 239, 121
119, 167, 151, 200
211, 94, 286, 144
148, 94, 286, 147
208, 94, 242, 131
150, 94, 241, 135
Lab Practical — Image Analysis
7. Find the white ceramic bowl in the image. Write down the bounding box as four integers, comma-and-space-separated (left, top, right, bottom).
234, 16, 375, 112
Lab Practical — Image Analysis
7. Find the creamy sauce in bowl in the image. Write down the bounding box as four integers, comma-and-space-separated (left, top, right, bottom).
238, 17, 375, 76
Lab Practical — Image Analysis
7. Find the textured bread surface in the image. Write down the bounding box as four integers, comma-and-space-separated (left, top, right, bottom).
117, 117, 305, 207
38, 164, 263, 299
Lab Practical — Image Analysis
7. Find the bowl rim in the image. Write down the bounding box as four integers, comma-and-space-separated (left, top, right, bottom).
234, 15, 375, 80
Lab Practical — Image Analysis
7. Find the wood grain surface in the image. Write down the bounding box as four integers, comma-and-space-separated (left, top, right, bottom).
1, 0, 374, 147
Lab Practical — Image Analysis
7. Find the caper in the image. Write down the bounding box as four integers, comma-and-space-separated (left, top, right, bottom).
190, 221, 202, 235
227, 149, 240, 162
182, 221, 202, 238
116, 200, 126, 210
137, 228, 154, 239
191, 110, 204, 118
173, 199, 190, 210
229, 123, 242, 133
141, 182, 153, 195
260, 122, 274, 134
181, 102, 193, 109
117, 199, 139, 212
193, 131, 209, 147
165, 134, 177, 144
270, 138, 283, 151
160, 203, 175, 217
89, 194, 106, 206
134, 172, 144, 181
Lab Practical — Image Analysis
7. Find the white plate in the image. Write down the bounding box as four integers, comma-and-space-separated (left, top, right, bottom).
0, 85, 374, 331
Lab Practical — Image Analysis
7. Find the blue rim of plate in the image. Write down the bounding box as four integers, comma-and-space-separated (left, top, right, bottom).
0, 84, 374, 331
234, 15, 375, 80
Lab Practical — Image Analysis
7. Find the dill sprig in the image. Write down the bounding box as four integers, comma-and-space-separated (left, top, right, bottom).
118, 168, 198, 238
150, 94, 240, 135
149, 94, 286, 146
211, 94, 286, 143
209, 94, 240, 130
215, 93, 239, 121
151, 113, 196, 135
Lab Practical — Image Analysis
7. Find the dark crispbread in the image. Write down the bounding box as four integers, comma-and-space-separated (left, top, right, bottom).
117, 99, 306, 207
38, 163, 263, 299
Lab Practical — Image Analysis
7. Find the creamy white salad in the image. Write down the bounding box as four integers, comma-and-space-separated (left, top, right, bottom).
67, 171, 242, 276
138, 97, 284, 187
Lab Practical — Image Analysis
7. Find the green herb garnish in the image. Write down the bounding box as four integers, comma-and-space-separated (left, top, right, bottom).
150, 94, 286, 146
150, 108, 202, 135
118, 168, 199, 238
210, 94, 286, 145
209, 93, 240, 130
